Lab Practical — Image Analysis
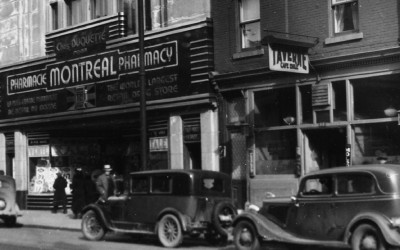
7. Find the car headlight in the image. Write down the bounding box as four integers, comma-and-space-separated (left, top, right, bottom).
390, 217, 400, 228
0, 199, 6, 210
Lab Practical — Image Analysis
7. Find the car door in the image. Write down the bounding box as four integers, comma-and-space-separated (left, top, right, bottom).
287, 174, 337, 240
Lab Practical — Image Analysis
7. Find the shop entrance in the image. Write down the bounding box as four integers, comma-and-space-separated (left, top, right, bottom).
303, 128, 347, 172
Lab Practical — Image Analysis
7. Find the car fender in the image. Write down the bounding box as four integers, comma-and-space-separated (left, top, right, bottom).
157, 207, 189, 232
81, 203, 112, 229
345, 211, 400, 247
233, 211, 290, 241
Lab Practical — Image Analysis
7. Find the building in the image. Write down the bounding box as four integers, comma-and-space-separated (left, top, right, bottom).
0, 0, 219, 209
212, 0, 400, 206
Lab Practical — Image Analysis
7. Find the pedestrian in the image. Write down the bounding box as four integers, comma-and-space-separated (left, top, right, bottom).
95, 165, 114, 202
52, 172, 68, 214
70, 168, 86, 219
84, 170, 99, 205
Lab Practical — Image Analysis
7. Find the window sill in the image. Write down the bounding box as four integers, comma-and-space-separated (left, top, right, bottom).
232, 48, 265, 60
324, 32, 363, 45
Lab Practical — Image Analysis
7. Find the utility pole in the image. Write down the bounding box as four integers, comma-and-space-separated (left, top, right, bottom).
138, 0, 147, 170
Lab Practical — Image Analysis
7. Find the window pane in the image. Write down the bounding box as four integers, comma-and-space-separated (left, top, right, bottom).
152, 175, 171, 193
337, 173, 375, 195
132, 176, 148, 193
51, 3, 58, 30
333, 81, 347, 121
301, 176, 332, 195
300, 85, 312, 124
240, 0, 260, 21
254, 88, 296, 127
353, 123, 400, 165
241, 21, 260, 48
333, 1, 358, 33
255, 130, 297, 175
353, 75, 400, 120
118, 0, 137, 34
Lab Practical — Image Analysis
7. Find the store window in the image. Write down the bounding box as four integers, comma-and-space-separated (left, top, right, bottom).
66, 0, 86, 26
353, 123, 400, 165
148, 121, 169, 170
254, 88, 296, 127
239, 0, 260, 49
255, 130, 297, 175
353, 75, 400, 120
332, 0, 359, 34
300, 85, 312, 124
333, 80, 347, 121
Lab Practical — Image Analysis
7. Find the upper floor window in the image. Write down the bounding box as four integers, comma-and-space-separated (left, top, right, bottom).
66, 0, 86, 26
91, 0, 108, 19
50, 1, 59, 30
239, 0, 260, 49
332, 0, 359, 34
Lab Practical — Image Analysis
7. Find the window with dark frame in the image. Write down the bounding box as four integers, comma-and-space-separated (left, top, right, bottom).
239, 0, 260, 49
50, 2, 59, 30
66, 0, 85, 26
91, 0, 108, 19
332, 0, 359, 34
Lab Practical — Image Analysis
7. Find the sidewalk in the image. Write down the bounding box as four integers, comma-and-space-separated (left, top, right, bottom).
18, 210, 81, 231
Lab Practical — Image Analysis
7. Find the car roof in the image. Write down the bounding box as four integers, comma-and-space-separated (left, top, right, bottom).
303, 164, 400, 177
129, 169, 230, 178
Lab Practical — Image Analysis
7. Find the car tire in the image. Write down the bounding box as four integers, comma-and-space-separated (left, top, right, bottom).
157, 214, 183, 248
4, 216, 16, 227
212, 201, 237, 236
81, 210, 106, 241
233, 220, 260, 250
351, 224, 387, 250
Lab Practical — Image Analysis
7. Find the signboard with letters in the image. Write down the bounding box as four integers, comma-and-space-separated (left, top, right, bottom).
0, 25, 213, 120
268, 44, 309, 74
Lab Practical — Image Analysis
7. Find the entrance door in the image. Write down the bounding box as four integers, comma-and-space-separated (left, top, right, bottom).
303, 129, 347, 172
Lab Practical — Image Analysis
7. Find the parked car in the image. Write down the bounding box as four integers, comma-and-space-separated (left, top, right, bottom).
233, 164, 400, 250
81, 169, 237, 248
0, 175, 21, 227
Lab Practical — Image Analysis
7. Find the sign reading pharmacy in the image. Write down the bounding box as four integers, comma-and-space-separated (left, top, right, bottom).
7, 41, 178, 95
268, 45, 309, 74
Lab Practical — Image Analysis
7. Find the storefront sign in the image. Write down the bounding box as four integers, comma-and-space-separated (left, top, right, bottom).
149, 137, 168, 152
268, 45, 309, 74
332, 0, 355, 5
53, 26, 109, 57
7, 41, 178, 95
184, 125, 201, 143
345, 144, 351, 166
28, 145, 50, 157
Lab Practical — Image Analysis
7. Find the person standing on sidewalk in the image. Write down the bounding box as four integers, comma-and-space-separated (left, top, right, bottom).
52, 172, 68, 214
95, 165, 114, 202
70, 168, 85, 218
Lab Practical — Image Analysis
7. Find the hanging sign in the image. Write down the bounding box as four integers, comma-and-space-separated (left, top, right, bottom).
268, 44, 309, 74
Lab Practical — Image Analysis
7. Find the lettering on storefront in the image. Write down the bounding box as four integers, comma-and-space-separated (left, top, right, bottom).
149, 137, 168, 152
7, 41, 178, 95
268, 44, 309, 74
184, 125, 200, 143
6, 93, 58, 116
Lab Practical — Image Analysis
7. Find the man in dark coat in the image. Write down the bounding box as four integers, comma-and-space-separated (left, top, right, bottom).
70, 168, 86, 218
52, 172, 67, 214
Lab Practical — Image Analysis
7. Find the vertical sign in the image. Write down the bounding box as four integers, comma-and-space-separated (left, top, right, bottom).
345, 144, 351, 166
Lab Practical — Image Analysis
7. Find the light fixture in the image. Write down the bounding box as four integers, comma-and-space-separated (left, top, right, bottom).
384, 107, 397, 117
283, 116, 295, 125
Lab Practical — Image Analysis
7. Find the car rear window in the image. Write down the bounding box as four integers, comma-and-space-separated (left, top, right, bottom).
337, 173, 375, 195
0, 181, 10, 189
201, 178, 224, 193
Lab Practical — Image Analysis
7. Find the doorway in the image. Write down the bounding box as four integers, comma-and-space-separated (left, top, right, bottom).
303, 128, 347, 173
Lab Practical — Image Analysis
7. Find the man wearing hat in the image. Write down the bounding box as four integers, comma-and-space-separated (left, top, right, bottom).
52, 172, 68, 213
95, 165, 114, 202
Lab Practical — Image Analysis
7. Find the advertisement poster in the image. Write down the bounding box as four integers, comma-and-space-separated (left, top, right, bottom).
30, 166, 72, 195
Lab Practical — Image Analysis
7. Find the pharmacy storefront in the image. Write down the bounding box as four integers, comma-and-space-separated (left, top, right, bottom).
0, 17, 218, 208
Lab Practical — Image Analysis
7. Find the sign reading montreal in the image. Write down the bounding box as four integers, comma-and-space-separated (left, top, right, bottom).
7, 41, 177, 95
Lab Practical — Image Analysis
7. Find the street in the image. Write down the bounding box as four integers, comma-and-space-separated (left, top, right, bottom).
0, 224, 233, 250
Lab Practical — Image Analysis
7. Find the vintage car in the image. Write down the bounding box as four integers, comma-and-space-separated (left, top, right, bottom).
0, 175, 21, 227
81, 169, 237, 248
233, 164, 400, 250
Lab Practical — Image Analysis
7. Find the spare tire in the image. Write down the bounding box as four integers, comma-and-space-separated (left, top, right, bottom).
212, 201, 237, 236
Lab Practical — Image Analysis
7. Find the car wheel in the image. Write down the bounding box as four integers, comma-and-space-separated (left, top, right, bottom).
81, 210, 106, 241
4, 216, 16, 227
233, 220, 260, 250
212, 201, 237, 236
157, 214, 183, 248
351, 224, 387, 250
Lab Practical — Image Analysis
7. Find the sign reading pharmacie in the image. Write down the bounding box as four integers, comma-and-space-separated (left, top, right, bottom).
268, 44, 309, 74
1, 39, 194, 119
